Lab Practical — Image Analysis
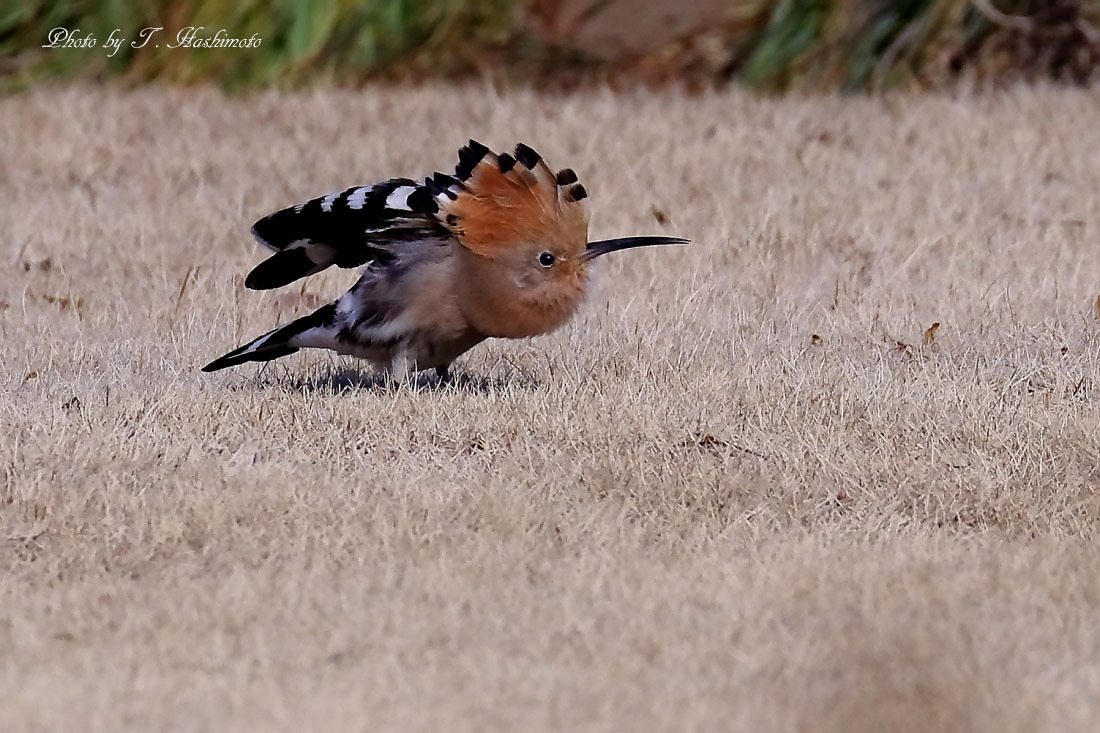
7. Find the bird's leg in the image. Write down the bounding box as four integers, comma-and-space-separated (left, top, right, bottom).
385, 351, 412, 388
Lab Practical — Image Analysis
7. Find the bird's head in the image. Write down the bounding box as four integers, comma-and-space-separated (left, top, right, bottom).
429, 141, 686, 338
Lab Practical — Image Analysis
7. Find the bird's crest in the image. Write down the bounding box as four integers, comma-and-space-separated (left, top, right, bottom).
426, 141, 589, 259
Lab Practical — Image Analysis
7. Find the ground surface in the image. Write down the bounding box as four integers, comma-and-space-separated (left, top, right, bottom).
3, 85, 1100, 732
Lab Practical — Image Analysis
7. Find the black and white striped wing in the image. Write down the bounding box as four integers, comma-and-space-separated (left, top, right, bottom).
245, 178, 444, 290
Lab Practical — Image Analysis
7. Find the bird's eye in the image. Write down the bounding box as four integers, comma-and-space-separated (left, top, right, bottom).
539, 252, 556, 268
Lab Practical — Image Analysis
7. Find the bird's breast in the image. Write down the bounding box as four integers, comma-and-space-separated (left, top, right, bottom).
459, 274, 588, 339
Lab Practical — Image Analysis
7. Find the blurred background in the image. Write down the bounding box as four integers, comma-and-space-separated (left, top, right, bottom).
2, 0, 1098, 92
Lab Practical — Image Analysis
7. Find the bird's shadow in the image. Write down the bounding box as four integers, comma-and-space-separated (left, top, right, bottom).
279, 365, 543, 395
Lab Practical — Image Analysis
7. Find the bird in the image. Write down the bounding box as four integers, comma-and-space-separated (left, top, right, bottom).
202, 140, 687, 381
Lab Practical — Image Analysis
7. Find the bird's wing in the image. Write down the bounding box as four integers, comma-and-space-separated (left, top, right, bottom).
244, 178, 445, 290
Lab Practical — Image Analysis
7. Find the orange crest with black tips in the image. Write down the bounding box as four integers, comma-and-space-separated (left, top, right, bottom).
425, 141, 589, 260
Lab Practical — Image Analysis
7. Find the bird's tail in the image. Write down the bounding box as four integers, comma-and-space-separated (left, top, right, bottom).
202, 303, 336, 372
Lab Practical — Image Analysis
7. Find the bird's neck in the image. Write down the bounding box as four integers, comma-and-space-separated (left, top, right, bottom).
456, 250, 588, 339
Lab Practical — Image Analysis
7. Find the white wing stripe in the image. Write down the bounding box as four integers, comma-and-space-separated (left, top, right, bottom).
347, 186, 372, 210
385, 186, 416, 211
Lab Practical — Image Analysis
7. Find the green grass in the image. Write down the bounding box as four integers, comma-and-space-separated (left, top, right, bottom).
2, 0, 1097, 91
2, 0, 516, 89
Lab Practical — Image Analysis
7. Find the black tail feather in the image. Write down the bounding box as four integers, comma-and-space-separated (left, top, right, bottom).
202, 303, 336, 372
201, 339, 300, 372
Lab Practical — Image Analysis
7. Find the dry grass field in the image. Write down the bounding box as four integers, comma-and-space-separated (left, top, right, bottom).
4, 83, 1100, 731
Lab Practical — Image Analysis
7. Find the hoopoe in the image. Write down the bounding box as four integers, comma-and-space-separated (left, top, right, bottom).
202, 140, 686, 380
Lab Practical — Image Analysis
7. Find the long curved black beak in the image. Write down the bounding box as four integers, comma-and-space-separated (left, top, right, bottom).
581, 236, 689, 262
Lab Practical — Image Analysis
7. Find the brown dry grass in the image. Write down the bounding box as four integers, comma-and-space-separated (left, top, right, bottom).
3, 84, 1100, 732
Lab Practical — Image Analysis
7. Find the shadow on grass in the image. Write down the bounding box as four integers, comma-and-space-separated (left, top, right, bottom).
290, 367, 543, 394
205, 350, 546, 394
204, 361, 544, 395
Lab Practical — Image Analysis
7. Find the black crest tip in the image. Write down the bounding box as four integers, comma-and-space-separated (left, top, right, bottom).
555, 168, 577, 186
463, 139, 489, 160
455, 140, 490, 180
514, 143, 541, 169
432, 171, 459, 187
566, 183, 587, 202
497, 153, 516, 173
424, 177, 444, 196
